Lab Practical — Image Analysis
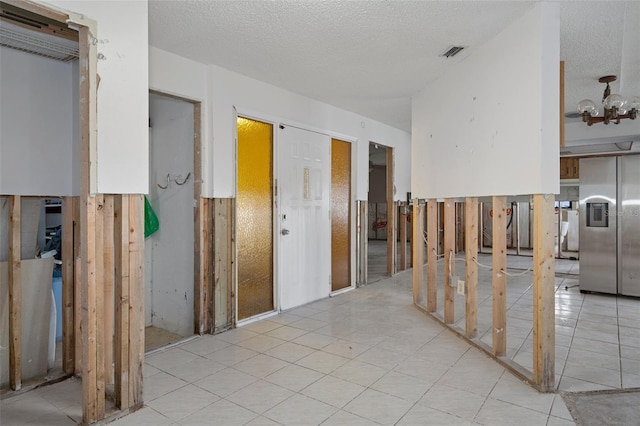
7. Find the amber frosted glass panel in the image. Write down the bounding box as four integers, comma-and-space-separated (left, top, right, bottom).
331, 139, 351, 291
237, 117, 273, 319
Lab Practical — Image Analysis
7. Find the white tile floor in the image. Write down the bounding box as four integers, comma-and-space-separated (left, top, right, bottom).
2, 254, 637, 425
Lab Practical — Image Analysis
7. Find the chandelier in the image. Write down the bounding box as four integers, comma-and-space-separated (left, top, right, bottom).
577, 76, 639, 126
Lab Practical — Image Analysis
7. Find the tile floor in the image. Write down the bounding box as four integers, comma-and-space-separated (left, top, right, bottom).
2, 254, 638, 425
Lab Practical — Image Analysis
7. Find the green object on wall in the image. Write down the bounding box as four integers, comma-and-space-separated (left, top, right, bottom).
144, 196, 159, 238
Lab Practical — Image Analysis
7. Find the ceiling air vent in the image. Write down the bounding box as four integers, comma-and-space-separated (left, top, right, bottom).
441, 46, 464, 58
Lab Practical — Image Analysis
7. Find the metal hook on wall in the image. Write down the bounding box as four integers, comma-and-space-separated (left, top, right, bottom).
174, 172, 191, 186
157, 173, 170, 189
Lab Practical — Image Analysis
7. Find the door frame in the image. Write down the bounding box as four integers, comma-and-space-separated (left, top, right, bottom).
147, 90, 204, 335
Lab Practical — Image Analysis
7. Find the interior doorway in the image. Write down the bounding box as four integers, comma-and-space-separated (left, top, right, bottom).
145, 92, 199, 351
367, 142, 394, 282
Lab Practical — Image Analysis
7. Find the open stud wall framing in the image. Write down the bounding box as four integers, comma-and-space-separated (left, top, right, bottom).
412, 195, 556, 391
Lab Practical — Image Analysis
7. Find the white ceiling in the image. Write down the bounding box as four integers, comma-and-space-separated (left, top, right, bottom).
149, 1, 640, 134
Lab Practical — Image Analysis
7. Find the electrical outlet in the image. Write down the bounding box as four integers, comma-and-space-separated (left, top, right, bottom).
457, 279, 465, 295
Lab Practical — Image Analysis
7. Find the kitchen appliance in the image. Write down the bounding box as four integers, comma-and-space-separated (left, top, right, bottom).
579, 155, 640, 296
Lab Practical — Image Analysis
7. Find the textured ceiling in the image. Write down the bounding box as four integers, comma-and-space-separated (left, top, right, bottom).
149, 1, 640, 133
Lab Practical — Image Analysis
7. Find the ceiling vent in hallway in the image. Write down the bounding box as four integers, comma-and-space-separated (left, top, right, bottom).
441, 46, 465, 58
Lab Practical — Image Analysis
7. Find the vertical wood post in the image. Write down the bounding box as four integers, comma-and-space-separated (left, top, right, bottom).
386, 148, 395, 276
426, 199, 438, 312
114, 195, 130, 409
358, 201, 368, 285
465, 197, 478, 339
533, 194, 556, 391
412, 200, 424, 306
386, 201, 397, 276
128, 195, 144, 407
8, 195, 21, 391
444, 198, 455, 324
492, 196, 507, 356
103, 195, 115, 385
62, 196, 76, 374
213, 198, 235, 333
196, 197, 213, 334
94, 195, 106, 418
399, 203, 407, 271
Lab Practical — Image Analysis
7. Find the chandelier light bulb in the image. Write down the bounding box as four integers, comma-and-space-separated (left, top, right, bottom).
628, 96, 640, 111
604, 93, 625, 110
577, 99, 598, 116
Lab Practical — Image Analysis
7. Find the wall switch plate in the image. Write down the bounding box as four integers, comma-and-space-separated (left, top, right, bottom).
457, 279, 465, 295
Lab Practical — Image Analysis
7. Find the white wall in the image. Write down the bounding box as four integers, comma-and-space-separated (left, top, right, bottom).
208, 64, 411, 201
412, 3, 560, 199
43, 0, 149, 194
0, 48, 76, 196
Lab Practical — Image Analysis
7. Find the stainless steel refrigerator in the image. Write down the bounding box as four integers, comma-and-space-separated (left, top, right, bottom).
579, 155, 640, 297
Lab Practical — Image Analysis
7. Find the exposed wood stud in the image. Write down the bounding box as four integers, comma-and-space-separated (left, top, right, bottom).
492, 196, 507, 356
213, 198, 235, 333
412, 200, 425, 306
444, 198, 455, 324
465, 197, 479, 339
8, 195, 22, 391
128, 194, 144, 407
386, 148, 395, 276
95, 194, 106, 418
114, 194, 130, 410
62, 196, 76, 374
426, 199, 438, 312
103, 195, 115, 385
533, 194, 556, 391
399, 203, 407, 271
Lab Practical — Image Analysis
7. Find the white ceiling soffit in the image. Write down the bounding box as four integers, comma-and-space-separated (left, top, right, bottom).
148, 1, 640, 133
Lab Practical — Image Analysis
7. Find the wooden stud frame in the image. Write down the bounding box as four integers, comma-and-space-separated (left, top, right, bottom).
213, 198, 235, 333
8, 195, 21, 391
533, 194, 555, 390
426, 199, 438, 312
385, 147, 396, 276
412, 200, 425, 306
444, 198, 455, 324
399, 203, 407, 271
464, 197, 478, 339
492, 196, 507, 356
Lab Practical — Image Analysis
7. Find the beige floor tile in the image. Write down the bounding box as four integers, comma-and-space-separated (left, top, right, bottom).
301, 375, 366, 408
233, 354, 289, 378
179, 336, 231, 356
110, 406, 173, 426
226, 380, 294, 414
488, 374, 555, 415
146, 384, 218, 421
264, 394, 337, 426
354, 346, 407, 369
265, 324, 309, 341
145, 347, 198, 371
321, 410, 380, 425
163, 355, 227, 383
143, 371, 189, 402
205, 344, 259, 366
292, 332, 338, 349
343, 388, 413, 426
418, 383, 486, 421
396, 404, 472, 426
370, 370, 432, 403
295, 350, 350, 374
265, 341, 317, 363
179, 399, 257, 426
321, 340, 370, 359
194, 367, 258, 397
330, 359, 388, 387
474, 398, 550, 426
265, 364, 324, 392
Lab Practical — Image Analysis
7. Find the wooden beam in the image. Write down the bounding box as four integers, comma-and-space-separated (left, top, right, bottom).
412, 200, 424, 306
103, 195, 115, 385
560, 61, 565, 148
94, 195, 106, 418
213, 198, 235, 333
114, 194, 130, 409
8, 195, 21, 391
80, 194, 98, 423
465, 197, 479, 339
444, 198, 455, 324
492, 196, 507, 356
426, 199, 437, 312
358, 201, 367, 285
399, 203, 407, 271
386, 148, 395, 276
62, 196, 76, 374
533, 194, 556, 391
128, 195, 144, 407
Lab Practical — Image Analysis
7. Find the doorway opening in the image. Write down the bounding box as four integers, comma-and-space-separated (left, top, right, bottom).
146, 92, 200, 351
367, 142, 395, 283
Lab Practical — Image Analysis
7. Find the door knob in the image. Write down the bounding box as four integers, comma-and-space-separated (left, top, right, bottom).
281, 228, 290, 235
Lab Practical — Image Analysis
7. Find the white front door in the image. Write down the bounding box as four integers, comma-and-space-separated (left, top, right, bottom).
278, 125, 331, 310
